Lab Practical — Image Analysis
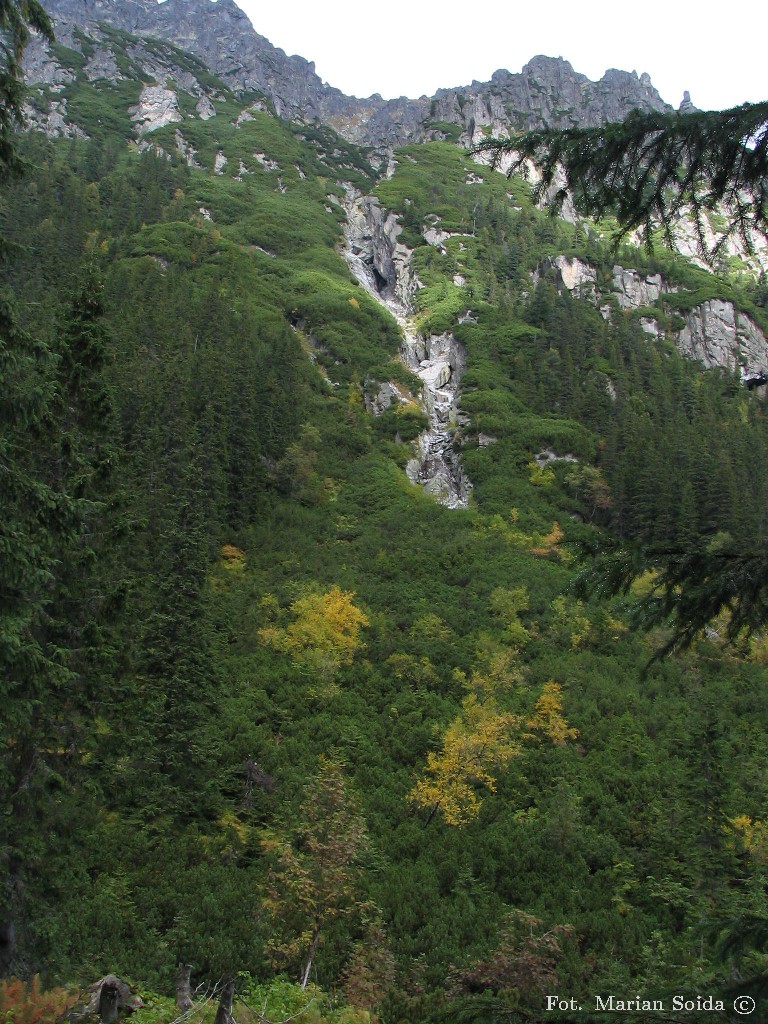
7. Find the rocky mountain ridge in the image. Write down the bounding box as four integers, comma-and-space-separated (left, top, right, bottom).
30, 0, 673, 148
540, 255, 768, 384
23, 0, 768, 392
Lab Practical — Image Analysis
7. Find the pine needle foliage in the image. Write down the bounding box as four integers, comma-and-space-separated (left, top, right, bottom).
0, 0, 53, 182
573, 533, 768, 659
478, 102, 768, 262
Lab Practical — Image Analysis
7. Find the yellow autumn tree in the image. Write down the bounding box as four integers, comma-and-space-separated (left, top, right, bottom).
488, 586, 531, 649
258, 585, 368, 677
409, 693, 523, 826
468, 634, 527, 694
549, 595, 592, 650
410, 676, 578, 826
527, 681, 579, 746
728, 815, 768, 864
530, 521, 566, 559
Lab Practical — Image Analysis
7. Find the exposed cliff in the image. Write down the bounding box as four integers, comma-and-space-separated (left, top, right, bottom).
431, 57, 669, 148
32, 0, 671, 148
342, 189, 471, 508
543, 256, 768, 381
343, 192, 420, 313
677, 300, 768, 379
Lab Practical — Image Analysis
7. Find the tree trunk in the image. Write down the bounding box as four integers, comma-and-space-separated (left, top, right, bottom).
301, 930, 321, 990
213, 976, 235, 1024
0, 909, 16, 976
175, 964, 193, 1014
98, 981, 120, 1024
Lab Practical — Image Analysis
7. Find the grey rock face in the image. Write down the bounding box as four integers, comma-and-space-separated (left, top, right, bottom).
36, 0, 672, 148
363, 379, 416, 417
610, 265, 668, 308
173, 129, 200, 166
130, 84, 183, 134
542, 255, 768, 379
343, 192, 420, 313
677, 300, 768, 378
536, 256, 597, 297
607, 272, 768, 380
402, 331, 471, 510
84, 47, 124, 81
442, 57, 669, 148
342, 190, 471, 508
24, 31, 75, 84
23, 95, 87, 138
195, 94, 216, 119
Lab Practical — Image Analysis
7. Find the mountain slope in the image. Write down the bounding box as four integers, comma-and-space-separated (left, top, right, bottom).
5, 8, 768, 1023
30, 0, 671, 147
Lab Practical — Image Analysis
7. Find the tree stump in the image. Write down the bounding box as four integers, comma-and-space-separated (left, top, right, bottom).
80, 976, 143, 1023
213, 976, 235, 1024
175, 964, 193, 1014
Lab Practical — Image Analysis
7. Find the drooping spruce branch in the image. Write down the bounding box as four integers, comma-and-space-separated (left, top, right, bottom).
0, 0, 53, 179
476, 102, 768, 262
572, 533, 768, 660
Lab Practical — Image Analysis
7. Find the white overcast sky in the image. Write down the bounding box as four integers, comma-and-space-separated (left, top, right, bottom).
234, 0, 764, 113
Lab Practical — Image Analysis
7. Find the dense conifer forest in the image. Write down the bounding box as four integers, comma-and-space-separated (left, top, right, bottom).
4, 14, 768, 1024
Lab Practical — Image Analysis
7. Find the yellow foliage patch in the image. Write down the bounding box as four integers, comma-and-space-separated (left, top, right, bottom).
409, 693, 522, 826
258, 585, 369, 676
728, 814, 768, 864
550, 595, 592, 650
530, 521, 566, 559
218, 809, 250, 844
528, 460, 556, 487
409, 669, 577, 826
629, 569, 662, 599
220, 543, 246, 571
527, 681, 579, 746
488, 586, 531, 650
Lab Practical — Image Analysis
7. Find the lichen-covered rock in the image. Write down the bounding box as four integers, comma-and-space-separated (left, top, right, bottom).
23, 96, 87, 139
130, 85, 183, 134
677, 300, 768, 378
196, 94, 216, 119
84, 47, 124, 82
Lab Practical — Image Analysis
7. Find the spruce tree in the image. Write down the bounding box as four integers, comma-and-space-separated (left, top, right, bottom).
0, 0, 69, 974
479, 102, 768, 262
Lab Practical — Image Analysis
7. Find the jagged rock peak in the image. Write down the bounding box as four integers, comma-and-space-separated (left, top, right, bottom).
37, 0, 672, 146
